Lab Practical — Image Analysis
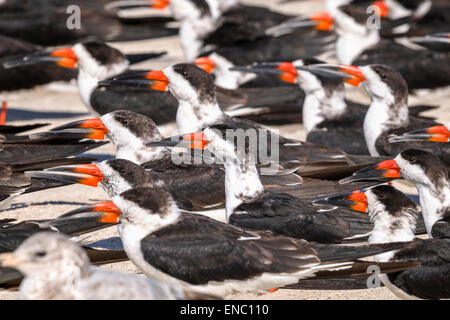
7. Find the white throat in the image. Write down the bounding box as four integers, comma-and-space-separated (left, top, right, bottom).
302, 86, 347, 134
73, 44, 129, 112
176, 99, 225, 134
367, 201, 416, 262
333, 8, 380, 64
363, 91, 409, 156
210, 53, 257, 90
415, 181, 450, 237
224, 156, 264, 221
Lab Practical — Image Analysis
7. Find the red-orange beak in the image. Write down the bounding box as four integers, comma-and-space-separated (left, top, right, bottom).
104, 0, 169, 11
46, 201, 123, 232
310, 12, 334, 31
194, 57, 217, 74
340, 159, 401, 184
338, 65, 367, 86
147, 132, 210, 150
152, 0, 169, 9
276, 62, 299, 84
3, 47, 78, 69
371, 1, 389, 18
84, 201, 122, 223
25, 164, 105, 187
145, 70, 170, 91
51, 118, 109, 140
316, 190, 368, 213
389, 125, 450, 143
50, 48, 78, 68
229, 61, 299, 84
98, 70, 170, 92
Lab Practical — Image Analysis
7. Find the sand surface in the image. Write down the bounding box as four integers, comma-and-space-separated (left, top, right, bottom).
0, 0, 448, 300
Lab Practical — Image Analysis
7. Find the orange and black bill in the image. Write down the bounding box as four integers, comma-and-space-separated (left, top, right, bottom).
230, 62, 299, 84
265, 12, 334, 36
371, 1, 389, 18
38, 203, 121, 239
25, 164, 104, 187
41, 201, 122, 235
104, 0, 169, 11
194, 57, 216, 74
50, 118, 109, 140
389, 126, 449, 143
147, 132, 210, 150
314, 190, 368, 213
3, 47, 78, 69
98, 70, 169, 91
300, 64, 367, 86
339, 159, 401, 184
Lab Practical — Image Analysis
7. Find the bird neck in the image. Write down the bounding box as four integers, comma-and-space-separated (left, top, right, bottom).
224, 155, 264, 221
77, 59, 129, 111
177, 9, 219, 61
116, 144, 170, 164
210, 54, 257, 90
363, 96, 409, 156
176, 99, 225, 134
415, 179, 450, 237
334, 8, 380, 65
369, 205, 417, 262
303, 86, 347, 134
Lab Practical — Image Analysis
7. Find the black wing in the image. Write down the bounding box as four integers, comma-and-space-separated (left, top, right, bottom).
140, 213, 319, 285
388, 238, 450, 299
231, 191, 373, 243
92, 71, 178, 125
376, 116, 450, 166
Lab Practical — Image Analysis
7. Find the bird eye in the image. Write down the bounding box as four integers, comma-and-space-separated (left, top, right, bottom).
34, 251, 47, 258
381, 74, 386, 79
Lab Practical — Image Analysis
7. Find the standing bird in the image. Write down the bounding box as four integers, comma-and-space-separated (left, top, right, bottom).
0, 232, 215, 300
317, 185, 450, 299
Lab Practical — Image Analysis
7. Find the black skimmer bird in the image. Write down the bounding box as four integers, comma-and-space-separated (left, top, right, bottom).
0, 0, 178, 46
57, 185, 409, 297
193, 54, 305, 125
25, 156, 306, 213
0, 35, 76, 91
328, 0, 450, 90
111, 0, 336, 61
0, 232, 215, 300
232, 59, 440, 156
307, 63, 448, 166
1, 37, 166, 92
147, 124, 387, 243
341, 149, 449, 238
0, 157, 100, 210
104, 63, 390, 175
389, 124, 449, 143
318, 184, 450, 299
4, 41, 178, 124
381, 0, 450, 35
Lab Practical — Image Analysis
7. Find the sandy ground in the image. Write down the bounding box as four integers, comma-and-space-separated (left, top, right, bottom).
0, 0, 448, 300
